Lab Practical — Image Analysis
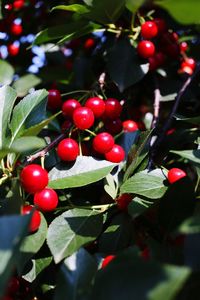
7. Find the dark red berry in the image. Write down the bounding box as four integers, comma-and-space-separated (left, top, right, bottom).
20, 164, 48, 194
85, 97, 105, 118
137, 40, 155, 59
123, 120, 138, 132
22, 205, 41, 233
105, 144, 125, 163
34, 188, 58, 212
148, 52, 166, 70
92, 132, 114, 154
73, 107, 95, 130
10, 23, 23, 35
167, 168, 186, 184
57, 138, 79, 161
154, 18, 167, 34
180, 41, 188, 52
104, 118, 122, 135
103, 98, 122, 119
6, 277, 20, 295
84, 38, 95, 50
48, 89, 62, 110
116, 193, 132, 211
101, 255, 116, 269
62, 99, 81, 118
141, 21, 158, 39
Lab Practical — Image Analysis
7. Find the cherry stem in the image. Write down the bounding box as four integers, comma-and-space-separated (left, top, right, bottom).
24, 133, 66, 165
61, 90, 90, 97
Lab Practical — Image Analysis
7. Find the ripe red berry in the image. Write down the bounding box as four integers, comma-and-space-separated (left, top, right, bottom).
57, 138, 79, 161
104, 118, 122, 135
73, 107, 95, 130
123, 120, 138, 132
85, 97, 105, 118
182, 58, 196, 70
92, 132, 114, 154
148, 52, 166, 71
116, 193, 132, 211
179, 65, 193, 75
22, 205, 41, 233
34, 188, 58, 212
137, 40, 155, 59
180, 41, 188, 52
10, 23, 23, 35
7, 43, 19, 56
167, 168, 186, 184
62, 99, 81, 118
48, 89, 62, 110
84, 38, 95, 50
20, 164, 48, 194
6, 277, 20, 295
103, 98, 122, 119
101, 255, 116, 269
13, 0, 25, 9
154, 18, 167, 34
141, 21, 158, 39
105, 144, 125, 163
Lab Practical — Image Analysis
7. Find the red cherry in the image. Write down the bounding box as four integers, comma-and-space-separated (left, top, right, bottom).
137, 40, 155, 59
62, 99, 81, 118
141, 21, 158, 39
6, 277, 20, 295
7, 43, 19, 56
179, 65, 193, 75
103, 98, 122, 119
154, 18, 167, 34
20, 164, 48, 194
84, 38, 95, 50
4, 4, 13, 10
167, 168, 186, 184
10, 23, 23, 35
116, 193, 132, 211
105, 144, 125, 163
104, 118, 122, 135
148, 52, 166, 70
101, 255, 116, 269
85, 97, 105, 118
123, 120, 138, 132
34, 188, 58, 212
73, 107, 95, 130
13, 0, 25, 9
22, 205, 41, 233
180, 41, 188, 52
57, 138, 79, 161
92, 132, 114, 154
182, 58, 196, 70
48, 89, 62, 110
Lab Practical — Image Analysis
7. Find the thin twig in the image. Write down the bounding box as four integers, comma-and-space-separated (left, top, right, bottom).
151, 77, 161, 129
24, 133, 66, 165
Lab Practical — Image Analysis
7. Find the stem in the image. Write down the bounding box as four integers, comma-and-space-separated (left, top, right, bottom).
24, 133, 66, 165
61, 90, 90, 97
85, 129, 96, 137
151, 77, 161, 129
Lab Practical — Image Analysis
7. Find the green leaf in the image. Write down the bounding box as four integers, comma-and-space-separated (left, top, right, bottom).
22, 256, 52, 283
125, 0, 146, 13
52, 4, 90, 14
17, 214, 48, 273
47, 208, 103, 263
9, 89, 48, 145
0, 179, 22, 215
92, 248, 191, 300
0, 86, 17, 149
48, 156, 116, 189
155, 0, 200, 24
84, 0, 126, 24
175, 114, 200, 125
0, 60, 14, 85
120, 169, 168, 199
106, 39, 149, 92
128, 196, 152, 218
178, 216, 200, 234
10, 136, 46, 153
0, 214, 31, 297
171, 150, 200, 165
124, 130, 152, 181
12, 74, 41, 97
54, 248, 97, 300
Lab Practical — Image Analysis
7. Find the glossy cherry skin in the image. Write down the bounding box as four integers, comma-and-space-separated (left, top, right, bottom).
10, 23, 23, 35
101, 255, 116, 269
73, 107, 95, 130
180, 41, 188, 52
22, 205, 41, 233
167, 168, 186, 184
179, 65, 193, 75
62, 99, 81, 118
92, 132, 114, 154
137, 40, 155, 59
141, 21, 158, 39
103, 98, 122, 119
48, 89, 62, 110
182, 58, 196, 70
34, 188, 58, 212
7, 44, 19, 56
123, 120, 138, 132
13, 0, 25, 9
116, 193, 133, 211
20, 164, 48, 194
85, 97, 105, 118
57, 138, 79, 161
105, 144, 125, 163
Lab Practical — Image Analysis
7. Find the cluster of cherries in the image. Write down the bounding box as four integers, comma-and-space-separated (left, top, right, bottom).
136, 18, 196, 75
2, 276, 31, 300
20, 164, 58, 232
